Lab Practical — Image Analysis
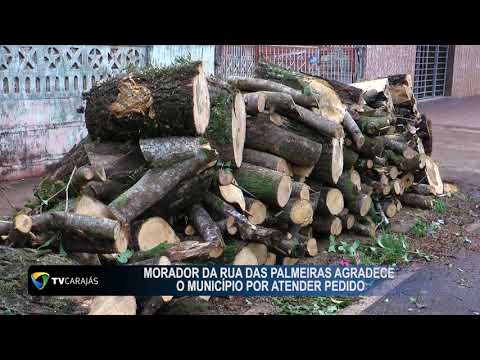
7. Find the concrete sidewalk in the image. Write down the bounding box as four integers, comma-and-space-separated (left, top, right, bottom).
419, 96, 480, 197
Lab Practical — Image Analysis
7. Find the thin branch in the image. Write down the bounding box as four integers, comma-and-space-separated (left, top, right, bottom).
64, 166, 77, 212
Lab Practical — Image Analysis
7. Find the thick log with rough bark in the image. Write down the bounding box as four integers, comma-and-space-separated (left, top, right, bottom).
190, 204, 224, 247
84, 61, 210, 140
242, 148, 291, 175
343, 111, 365, 148
308, 186, 344, 216
245, 117, 322, 167
291, 182, 310, 200
233, 163, 292, 208
339, 209, 355, 230
139, 137, 214, 167
312, 216, 342, 236
399, 193, 434, 209
409, 183, 435, 196
351, 220, 376, 238
356, 115, 390, 136
108, 152, 216, 223
31, 212, 129, 253
381, 136, 417, 159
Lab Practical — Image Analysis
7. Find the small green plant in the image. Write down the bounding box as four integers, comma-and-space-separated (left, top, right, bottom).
411, 219, 439, 237
116, 249, 134, 264
272, 297, 353, 315
433, 198, 447, 214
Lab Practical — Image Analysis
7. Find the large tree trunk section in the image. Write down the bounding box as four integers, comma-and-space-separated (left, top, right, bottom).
312, 216, 342, 236
32, 212, 129, 253
310, 138, 344, 184
242, 148, 291, 175
84, 61, 210, 140
108, 153, 216, 223
425, 156, 444, 195
139, 137, 214, 168
190, 204, 224, 247
343, 111, 365, 148
164, 239, 224, 262
132, 217, 180, 251
244, 197, 267, 225
233, 163, 292, 208
245, 117, 323, 167
243, 92, 266, 115
207, 80, 246, 168
399, 193, 434, 209
291, 182, 310, 201
228, 77, 317, 108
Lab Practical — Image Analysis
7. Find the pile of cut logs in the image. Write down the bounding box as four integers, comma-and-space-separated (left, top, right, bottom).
0, 60, 444, 314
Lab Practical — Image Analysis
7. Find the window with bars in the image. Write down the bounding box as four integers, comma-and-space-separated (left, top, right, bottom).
413, 45, 449, 99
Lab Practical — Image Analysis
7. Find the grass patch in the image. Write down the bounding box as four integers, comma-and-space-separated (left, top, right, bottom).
411, 220, 439, 237
433, 198, 447, 214
272, 297, 354, 315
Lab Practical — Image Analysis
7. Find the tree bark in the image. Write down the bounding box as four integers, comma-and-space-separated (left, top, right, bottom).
233, 163, 292, 208
353, 136, 384, 158
31, 212, 129, 253
343, 111, 365, 148
243, 92, 266, 115
310, 137, 344, 184
312, 216, 342, 236
84, 61, 210, 140
399, 193, 434, 209
108, 152, 216, 223
245, 117, 323, 167
242, 148, 291, 175
190, 204, 224, 247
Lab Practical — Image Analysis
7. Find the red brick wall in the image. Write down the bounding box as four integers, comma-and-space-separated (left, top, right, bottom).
450, 45, 480, 97
364, 45, 416, 80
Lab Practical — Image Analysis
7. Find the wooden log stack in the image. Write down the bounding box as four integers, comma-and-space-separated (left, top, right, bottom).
0, 59, 445, 315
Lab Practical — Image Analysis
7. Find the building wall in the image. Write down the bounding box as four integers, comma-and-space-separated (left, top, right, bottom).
364, 45, 416, 80
0, 45, 148, 181
150, 45, 215, 75
450, 45, 480, 97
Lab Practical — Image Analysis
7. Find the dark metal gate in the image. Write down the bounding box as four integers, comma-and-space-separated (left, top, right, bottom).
215, 45, 366, 84
413, 45, 449, 99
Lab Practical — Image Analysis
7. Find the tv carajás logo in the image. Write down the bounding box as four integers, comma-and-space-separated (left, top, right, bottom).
31, 272, 50, 290
31, 271, 99, 290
